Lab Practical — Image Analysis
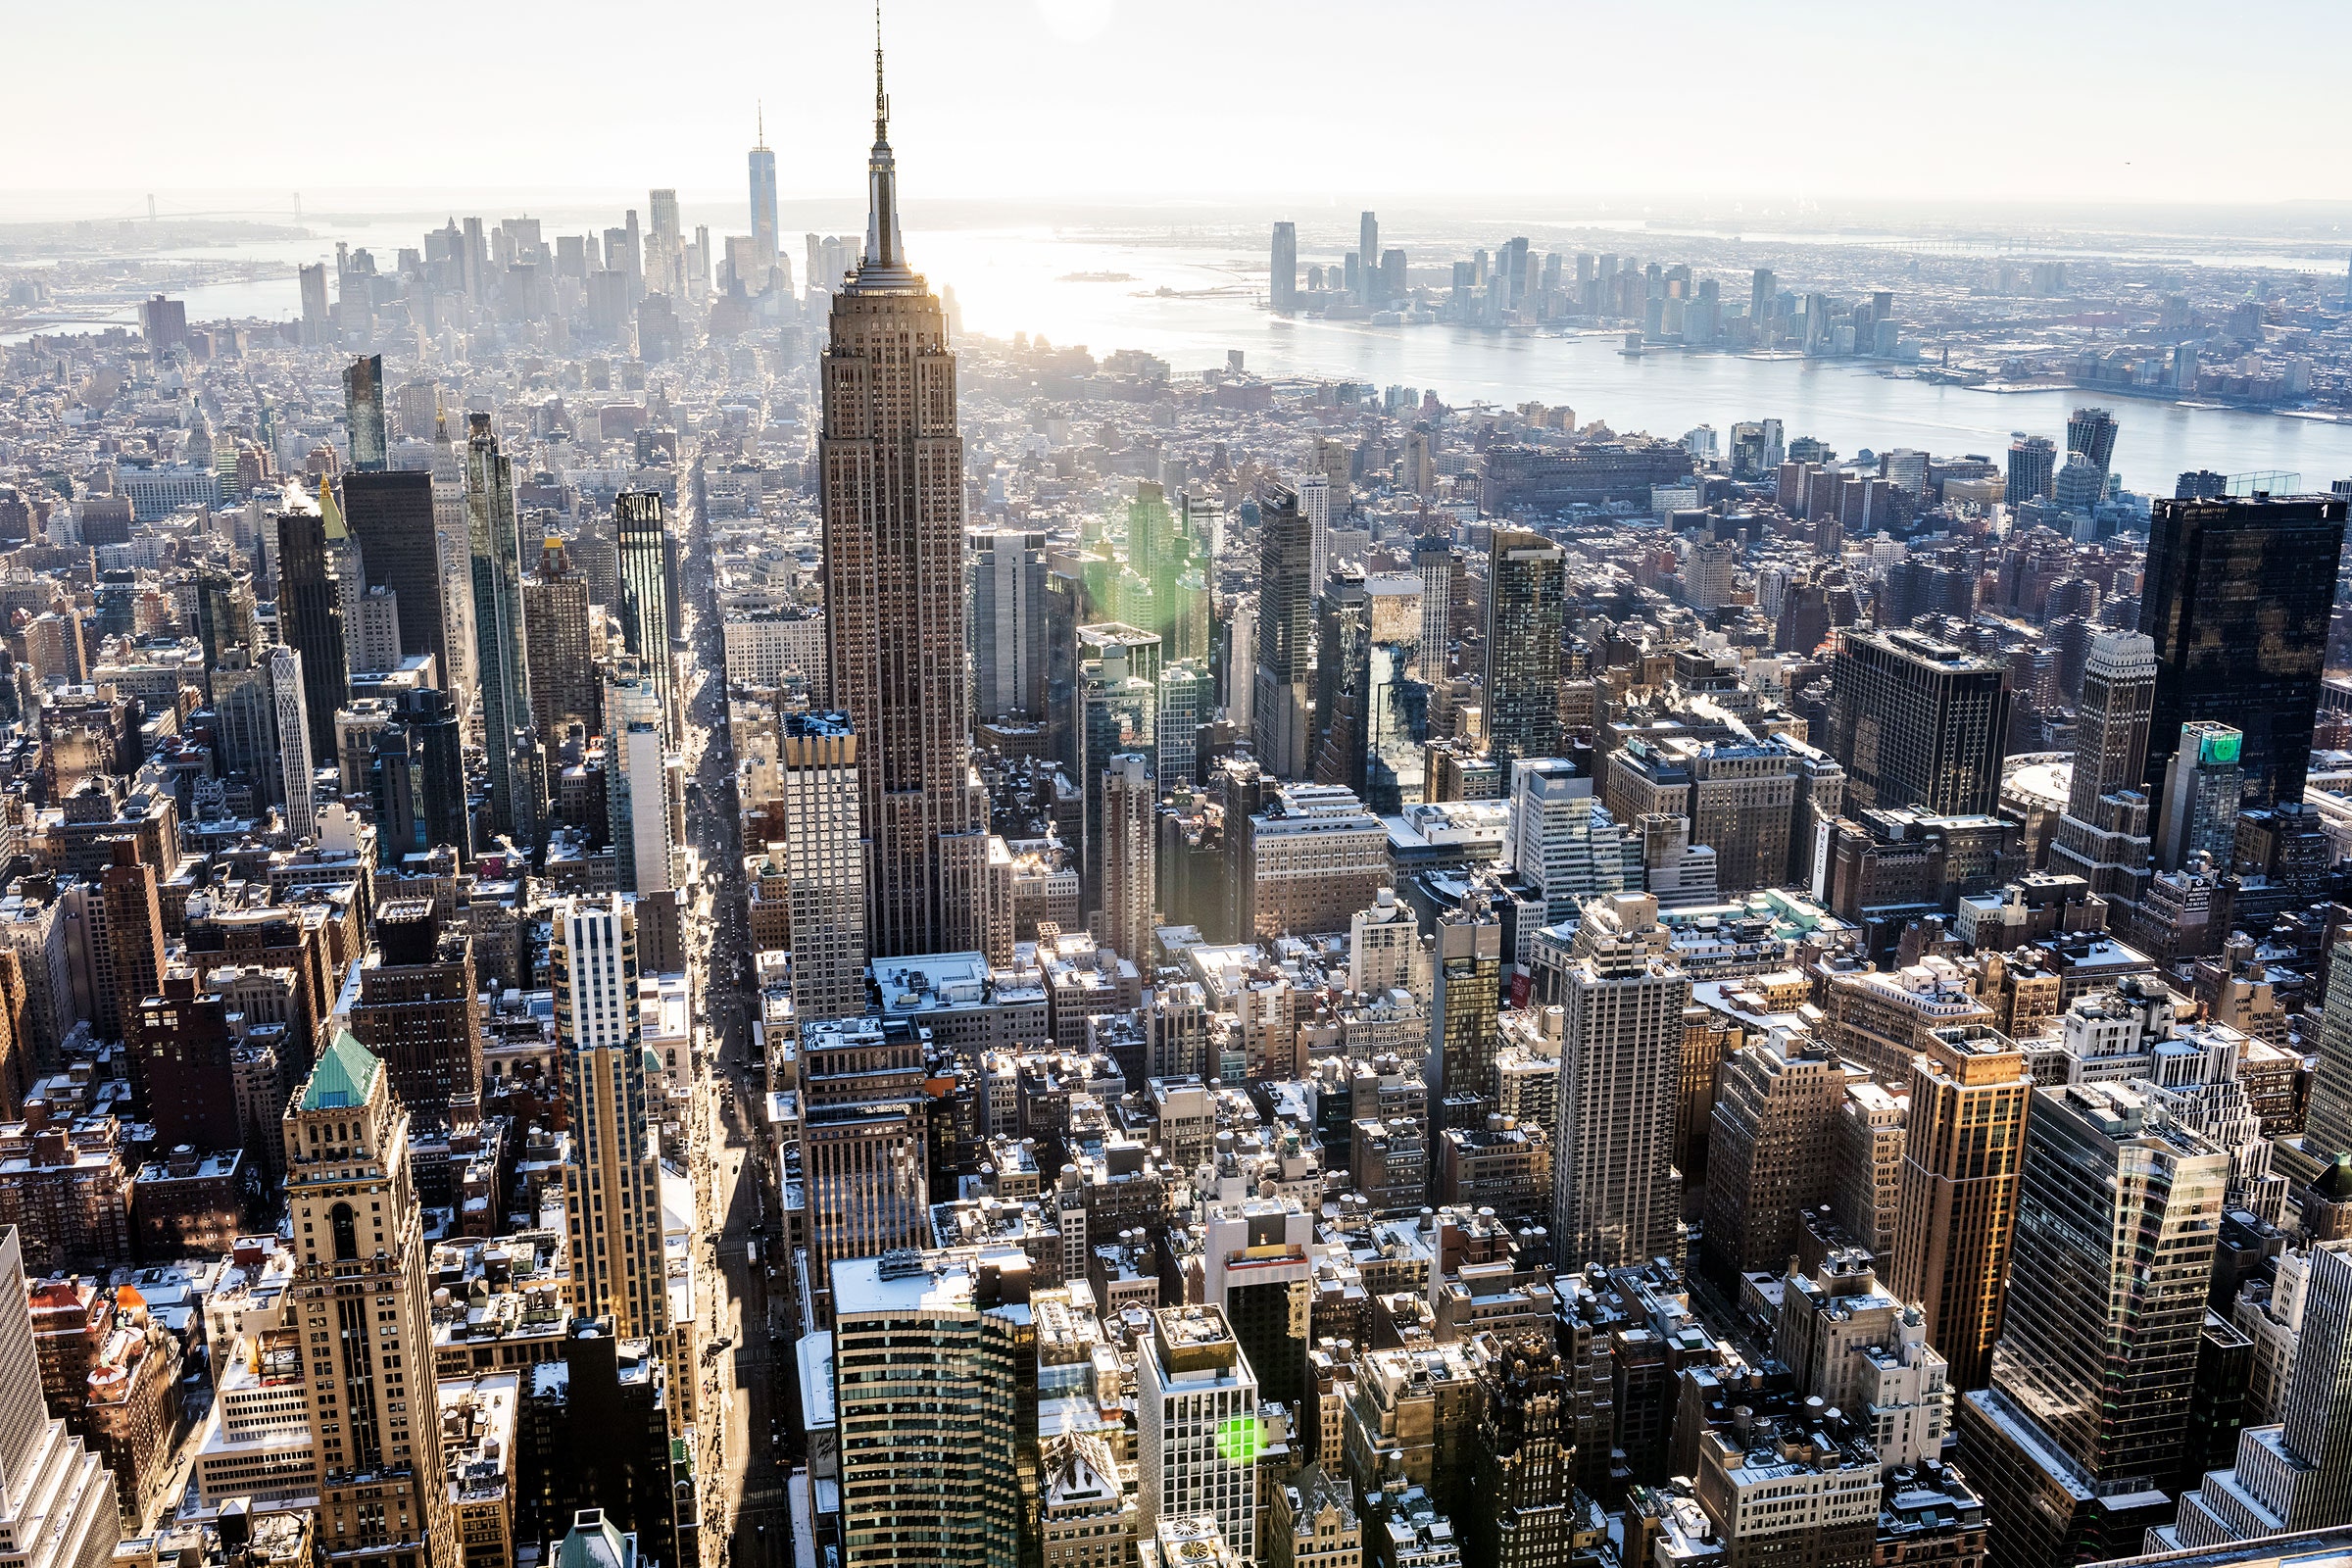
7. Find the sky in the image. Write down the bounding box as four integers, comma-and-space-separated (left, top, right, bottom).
8, 0, 2352, 216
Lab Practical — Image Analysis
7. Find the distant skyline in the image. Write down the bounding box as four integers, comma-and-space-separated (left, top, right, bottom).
12, 0, 2352, 209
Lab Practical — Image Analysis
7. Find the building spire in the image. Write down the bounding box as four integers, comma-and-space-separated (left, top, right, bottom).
874, 0, 889, 145
858, 0, 908, 282
757, 99, 766, 150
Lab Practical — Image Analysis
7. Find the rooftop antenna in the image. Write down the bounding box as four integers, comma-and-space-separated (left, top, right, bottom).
875, 0, 889, 143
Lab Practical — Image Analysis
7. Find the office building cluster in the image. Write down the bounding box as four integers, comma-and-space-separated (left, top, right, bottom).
1260, 216, 2352, 414
3, 36, 2352, 1568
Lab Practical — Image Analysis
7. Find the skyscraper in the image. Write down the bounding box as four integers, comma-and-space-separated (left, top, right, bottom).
1508, 759, 1631, 922
749, 107, 780, 276
830, 1248, 1027, 1568
1298, 472, 1333, 596
345, 468, 454, 717
1156, 661, 1207, 789
646, 187, 681, 298
1428, 894, 1502, 1130
1309, 572, 1367, 791
1251, 484, 1315, 780
281, 1032, 460, 1568
1076, 624, 1158, 911
2308, 950, 2352, 1162
277, 497, 353, 763
299, 262, 331, 345
1139, 1304, 1260, 1562
606, 667, 676, 897
1270, 221, 1298, 313
343, 353, 386, 472
1551, 893, 1689, 1270
775, 711, 866, 1026
1826, 627, 2013, 816
1414, 534, 1452, 676
2169, 1240, 2352, 1547
90, 838, 165, 1051
2138, 494, 2348, 812
2048, 629, 2157, 906
269, 648, 315, 829
466, 412, 544, 852
188, 564, 253, 672
1358, 211, 1380, 305
2066, 407, 2119, 494
554, 896, 668, 1342
0, 1227, 121, 1568
1470, 1332, 1575, 1568
2064, 630, 2157, 816
523, 536, 597, 743
1956, 1082, 2228, 1568
2156, 721, 2245, 871
2006, 432, 2056, 502
800, 1014, 931, 1324
819, 38, 990, 957
134, 972, 239, 1152
428, 402, 475, 710
970, 528, 1048, 723
1700, 1026, 1846, 1284
1483, 530, 1566, 771
349, 899, 481, 1132
1363, 641, 1427, 813
1101, 752, 1156, 966
1888, 1025, 2030, 1394
613, 492, 675, 741
397, 686, 468, 858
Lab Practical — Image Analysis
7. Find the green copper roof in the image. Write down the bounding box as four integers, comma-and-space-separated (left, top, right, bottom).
553, 1511, 636, 1568
2319, 1152, 2352, 1201
302, 1029, 380, 1110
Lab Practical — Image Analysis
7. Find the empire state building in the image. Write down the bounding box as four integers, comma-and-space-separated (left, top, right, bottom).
821, 34, 990, 956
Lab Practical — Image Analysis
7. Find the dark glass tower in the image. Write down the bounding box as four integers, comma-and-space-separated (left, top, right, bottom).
1250, 484, 1314, 779
2139, 493, 2348, 811
613, 490, 674, 741
1364, 641, 1428, 813
343, 469, 451, 691
276, 505, 352, 761
1309, 572, 1367, 791
465, 414, 543, 852
1483, 529, 1566, 770
406, 686, 468, 858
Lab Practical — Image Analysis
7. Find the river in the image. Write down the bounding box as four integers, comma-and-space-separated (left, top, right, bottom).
15, 213, 2352, 490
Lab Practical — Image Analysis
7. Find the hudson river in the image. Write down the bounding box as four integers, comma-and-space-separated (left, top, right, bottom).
27, 213, 2352, 490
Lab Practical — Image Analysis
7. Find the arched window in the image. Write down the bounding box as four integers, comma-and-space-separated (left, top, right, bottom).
330, 1201, 360, 1261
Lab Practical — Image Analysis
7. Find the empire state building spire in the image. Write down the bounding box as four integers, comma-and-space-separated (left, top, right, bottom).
857, 4, 910, 284
820, 13, 990, 958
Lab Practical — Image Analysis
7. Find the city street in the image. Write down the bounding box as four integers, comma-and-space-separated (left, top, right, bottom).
677, 457, 779, 1568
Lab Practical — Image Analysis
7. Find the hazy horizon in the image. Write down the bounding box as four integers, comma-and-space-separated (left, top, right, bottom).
14, 0, 2352, 211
